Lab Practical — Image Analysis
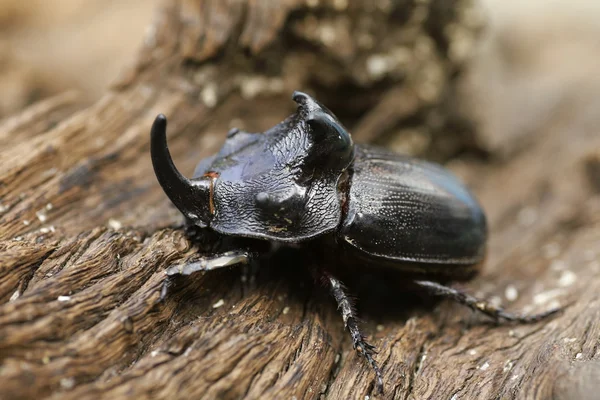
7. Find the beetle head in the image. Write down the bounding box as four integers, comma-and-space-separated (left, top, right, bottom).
151, 115, 214, 227
151, 92, 355, 242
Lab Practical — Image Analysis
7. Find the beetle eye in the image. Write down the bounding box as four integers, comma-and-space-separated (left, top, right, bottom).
306, 110, 354, 169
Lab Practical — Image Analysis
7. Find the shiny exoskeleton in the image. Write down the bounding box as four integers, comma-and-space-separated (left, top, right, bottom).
151, 91, 559, 394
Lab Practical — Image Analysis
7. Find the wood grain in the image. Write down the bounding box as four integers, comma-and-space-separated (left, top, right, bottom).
1, 1, 598, 399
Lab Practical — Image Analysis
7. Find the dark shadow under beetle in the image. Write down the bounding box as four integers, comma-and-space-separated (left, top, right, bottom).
151, 91, 561, 394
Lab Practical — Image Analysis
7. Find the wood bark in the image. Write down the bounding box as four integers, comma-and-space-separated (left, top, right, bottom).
1, 1, 599, 399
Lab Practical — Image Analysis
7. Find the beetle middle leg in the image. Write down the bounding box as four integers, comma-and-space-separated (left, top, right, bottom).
414, 280, 561, 323
317, 270, 384, 394
160, 250, 251, 301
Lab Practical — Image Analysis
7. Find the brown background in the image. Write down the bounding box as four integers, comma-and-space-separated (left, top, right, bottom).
1, 1, 599, 399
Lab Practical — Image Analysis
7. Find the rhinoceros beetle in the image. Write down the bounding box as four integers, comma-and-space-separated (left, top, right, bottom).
151, 91, 560, 394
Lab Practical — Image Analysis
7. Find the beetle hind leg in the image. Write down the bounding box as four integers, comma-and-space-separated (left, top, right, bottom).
159, 250, 251, 301
320, 271, 384, 394
414, 280, 561, 323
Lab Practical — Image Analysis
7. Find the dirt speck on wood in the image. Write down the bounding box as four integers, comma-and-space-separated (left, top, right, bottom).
1, 1, 600, 399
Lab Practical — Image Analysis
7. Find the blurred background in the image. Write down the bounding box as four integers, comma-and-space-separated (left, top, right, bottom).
0, 3, 598, 397
0, 0, 157, 117
1, 0, 599, 153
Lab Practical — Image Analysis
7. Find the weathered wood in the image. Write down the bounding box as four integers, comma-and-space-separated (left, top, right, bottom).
1, 1, 599, 399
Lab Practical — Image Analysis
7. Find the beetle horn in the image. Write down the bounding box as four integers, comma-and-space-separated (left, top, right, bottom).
292, 91, 351, 142
291, 91, 354, 169
151, 114, 212, 225
292, 91, 314, 107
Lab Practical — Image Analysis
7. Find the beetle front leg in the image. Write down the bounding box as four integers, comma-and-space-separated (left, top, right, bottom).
414, 280, 561, 323
319, 271, 384, 394
160, 250, 251, 301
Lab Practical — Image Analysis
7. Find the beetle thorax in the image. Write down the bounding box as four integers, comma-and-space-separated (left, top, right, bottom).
203, 92, 355, 242
152, 92, 356, 243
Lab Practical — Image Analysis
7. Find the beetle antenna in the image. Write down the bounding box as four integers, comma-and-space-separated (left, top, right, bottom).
151, 114, 211, 224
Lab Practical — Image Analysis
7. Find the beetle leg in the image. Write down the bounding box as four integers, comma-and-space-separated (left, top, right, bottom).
414, 280, 561, 323
160, 250, 251, 301
166, 251, 251, 276
321, 271, 384, 394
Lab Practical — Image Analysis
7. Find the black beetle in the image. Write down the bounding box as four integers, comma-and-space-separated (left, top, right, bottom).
151, 91, 559, 394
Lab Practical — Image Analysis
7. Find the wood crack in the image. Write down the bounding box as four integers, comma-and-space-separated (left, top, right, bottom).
1, 0, 599, 398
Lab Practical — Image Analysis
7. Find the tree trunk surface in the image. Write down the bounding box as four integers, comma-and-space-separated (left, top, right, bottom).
1, 1, 599, 399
